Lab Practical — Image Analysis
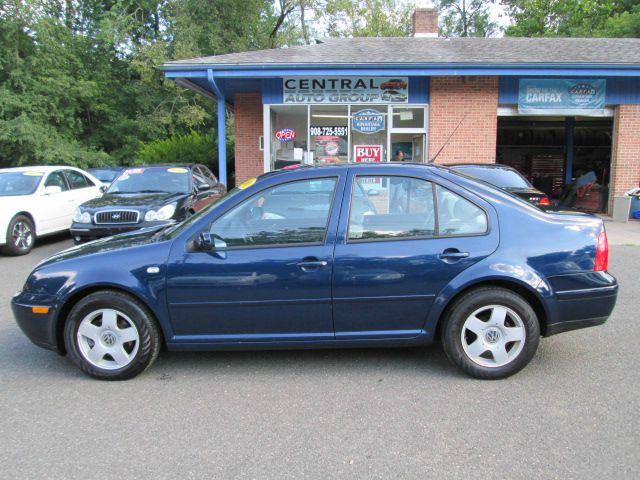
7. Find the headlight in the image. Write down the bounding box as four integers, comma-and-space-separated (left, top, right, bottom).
145, 203, 176, 222
73, 208, 91, 223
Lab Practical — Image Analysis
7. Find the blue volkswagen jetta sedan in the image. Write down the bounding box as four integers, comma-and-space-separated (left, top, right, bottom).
12, 163, 618, 380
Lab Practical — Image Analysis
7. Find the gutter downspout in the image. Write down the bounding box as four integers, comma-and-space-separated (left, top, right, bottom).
207, 69, 227, 187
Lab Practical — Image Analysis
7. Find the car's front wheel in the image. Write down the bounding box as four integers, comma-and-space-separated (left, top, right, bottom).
2, 214, 35, 256
441, 287, 540, 379
64, 291, 161, 380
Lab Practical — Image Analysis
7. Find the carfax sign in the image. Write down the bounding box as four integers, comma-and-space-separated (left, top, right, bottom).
284, 77, 408, 104
518, 79, 606, 115
352, 109, 385, 133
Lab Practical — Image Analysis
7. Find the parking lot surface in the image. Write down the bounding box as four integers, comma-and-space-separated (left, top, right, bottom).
1, 234, 639, 479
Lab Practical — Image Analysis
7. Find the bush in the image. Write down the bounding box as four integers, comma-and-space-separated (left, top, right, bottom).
136, 131, 234, 183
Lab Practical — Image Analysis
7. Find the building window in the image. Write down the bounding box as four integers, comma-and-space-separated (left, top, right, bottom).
267, 104, 428, 169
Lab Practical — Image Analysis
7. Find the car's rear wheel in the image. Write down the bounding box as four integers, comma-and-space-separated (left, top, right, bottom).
2, 215, 35, 256
64, 291, 161, 380
441, 287, 540, 379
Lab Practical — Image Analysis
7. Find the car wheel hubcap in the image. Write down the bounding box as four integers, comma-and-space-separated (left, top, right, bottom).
77, 309, 140, 370
460, 305, 526, 368
12, 221, 33, 250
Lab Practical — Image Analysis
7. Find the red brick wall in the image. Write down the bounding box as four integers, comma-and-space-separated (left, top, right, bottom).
610, 105, 640, 209
234, 93, 264, 185
428, 76, 498, 164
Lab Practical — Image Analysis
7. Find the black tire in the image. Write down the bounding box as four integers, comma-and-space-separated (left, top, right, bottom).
441, 287, 540, 379
64, 290, 162, 380
2, 214, 35, 256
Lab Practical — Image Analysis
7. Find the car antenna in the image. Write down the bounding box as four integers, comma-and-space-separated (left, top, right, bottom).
429, 114, 468, 163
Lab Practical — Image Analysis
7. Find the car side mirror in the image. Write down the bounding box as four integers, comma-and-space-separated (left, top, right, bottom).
43, 186, 62, 195
100, 185, 108, 193
198, 231, 213, 251
198, 232, 227, 252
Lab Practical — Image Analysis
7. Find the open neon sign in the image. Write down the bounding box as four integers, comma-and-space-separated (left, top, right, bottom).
275, 128, 296, 142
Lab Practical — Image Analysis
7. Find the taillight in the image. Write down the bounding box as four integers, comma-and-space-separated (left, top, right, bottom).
539, 197, 551, 206
594, 231, 609, 272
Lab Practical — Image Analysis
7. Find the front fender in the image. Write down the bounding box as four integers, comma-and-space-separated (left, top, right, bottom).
32, 242, 174, 349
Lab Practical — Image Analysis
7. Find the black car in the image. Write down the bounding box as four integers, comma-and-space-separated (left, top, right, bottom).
71, 164, 226, 243
449, 164, 551, 207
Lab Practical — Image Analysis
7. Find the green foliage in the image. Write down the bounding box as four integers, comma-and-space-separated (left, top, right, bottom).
136, 130, 235, 179
503, 0, 640, 37
321, 0, 413, 38
438, 0, 500, 37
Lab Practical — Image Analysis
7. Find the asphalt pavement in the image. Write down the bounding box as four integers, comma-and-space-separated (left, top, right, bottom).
1, 233, 639, 479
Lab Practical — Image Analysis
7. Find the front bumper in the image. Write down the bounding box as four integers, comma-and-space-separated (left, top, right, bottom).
12, 291, 61, 353
70, 220, 175, 243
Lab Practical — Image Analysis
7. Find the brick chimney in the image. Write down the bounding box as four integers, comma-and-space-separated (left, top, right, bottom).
412, 8, 438, 38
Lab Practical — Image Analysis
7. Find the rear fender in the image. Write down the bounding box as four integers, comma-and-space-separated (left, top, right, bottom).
423, 258, 552, 339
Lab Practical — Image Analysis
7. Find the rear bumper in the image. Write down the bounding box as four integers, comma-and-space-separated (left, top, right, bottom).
545, 281, 618, 336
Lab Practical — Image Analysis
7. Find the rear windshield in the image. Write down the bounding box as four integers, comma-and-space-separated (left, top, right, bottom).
454, 167, 531, 189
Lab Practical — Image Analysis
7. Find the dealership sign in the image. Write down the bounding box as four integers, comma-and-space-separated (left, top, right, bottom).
283, 77, 408, 104
352, 109, 385, 134
518, 79, 606, 115
354, 145, 383, 163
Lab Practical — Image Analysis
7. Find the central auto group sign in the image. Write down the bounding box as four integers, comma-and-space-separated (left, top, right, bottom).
283, 77, 408, 104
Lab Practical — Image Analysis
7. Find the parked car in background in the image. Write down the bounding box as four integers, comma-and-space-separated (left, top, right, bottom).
449, 164, 551, 207
70, 164, 226, 243
87, 167, 125, 186
0, 166, 103, 255
13, 163, 616, 380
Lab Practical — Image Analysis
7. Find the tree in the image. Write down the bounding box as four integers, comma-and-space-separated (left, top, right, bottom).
502, 0, 619, 37
321, 0, 413, 37
438, 0, 500, 37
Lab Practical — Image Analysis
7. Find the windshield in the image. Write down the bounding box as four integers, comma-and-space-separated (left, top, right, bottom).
107, 167, 190, 194
454, 167, 532, 189
0, 172, 43, 196
89, 168, 121, 183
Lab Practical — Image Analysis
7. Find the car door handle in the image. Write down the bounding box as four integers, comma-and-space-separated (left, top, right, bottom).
439, 249, 470, 261
297, 259, 328, 270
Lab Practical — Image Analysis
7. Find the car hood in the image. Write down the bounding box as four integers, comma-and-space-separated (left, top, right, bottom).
36, 227, 165, 268
82, 192, 187, 209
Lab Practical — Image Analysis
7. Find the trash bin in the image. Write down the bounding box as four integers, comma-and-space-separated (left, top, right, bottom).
612, 196, 632, 222
631, 195, 640, 219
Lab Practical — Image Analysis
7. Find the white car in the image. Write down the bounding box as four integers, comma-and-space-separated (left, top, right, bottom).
0, 166, 103, 255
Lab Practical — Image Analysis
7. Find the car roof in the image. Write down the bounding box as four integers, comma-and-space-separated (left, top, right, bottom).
448, 163, 520, 172
258, 162, 447, 180
0, 166, 91, 173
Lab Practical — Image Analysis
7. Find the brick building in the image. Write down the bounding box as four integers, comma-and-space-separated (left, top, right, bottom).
163, 9, 640, 214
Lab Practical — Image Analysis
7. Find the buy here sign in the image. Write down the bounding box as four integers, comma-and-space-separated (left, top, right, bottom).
354, 145, 383, 163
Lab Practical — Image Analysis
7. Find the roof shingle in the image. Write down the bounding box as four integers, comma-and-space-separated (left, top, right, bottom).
163, 37, 640, 68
